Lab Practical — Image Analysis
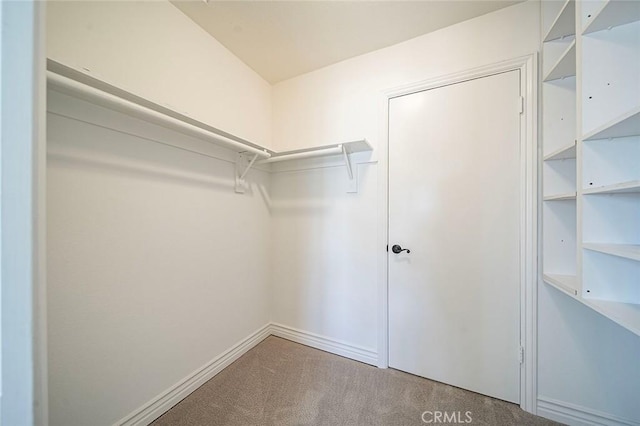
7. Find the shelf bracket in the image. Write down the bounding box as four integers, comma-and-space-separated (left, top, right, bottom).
342, 144, 353, 179
342, 145, 358, 193
235, 152, 259, 193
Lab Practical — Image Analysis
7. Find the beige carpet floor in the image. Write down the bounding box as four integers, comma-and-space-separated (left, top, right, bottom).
152, 336, 560, 426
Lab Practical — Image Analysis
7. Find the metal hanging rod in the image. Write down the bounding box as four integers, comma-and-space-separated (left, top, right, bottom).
47, 68, 373, 194
47, 71, 270, 159
257, 145, 343, 164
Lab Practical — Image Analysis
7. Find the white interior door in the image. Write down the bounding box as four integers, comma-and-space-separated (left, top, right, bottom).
388, 70, 521, 403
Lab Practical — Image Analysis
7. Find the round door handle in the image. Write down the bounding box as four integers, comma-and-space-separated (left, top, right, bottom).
392, 244, 410, 254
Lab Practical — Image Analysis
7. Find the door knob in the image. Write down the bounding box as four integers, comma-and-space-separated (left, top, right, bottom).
392, 244, 410, 254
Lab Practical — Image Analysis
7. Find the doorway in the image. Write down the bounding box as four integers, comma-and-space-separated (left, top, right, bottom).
387, 70, 522, 403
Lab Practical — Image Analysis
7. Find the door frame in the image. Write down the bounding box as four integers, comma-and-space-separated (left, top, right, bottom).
376, 54, 538, 414
1, 1, 48, 425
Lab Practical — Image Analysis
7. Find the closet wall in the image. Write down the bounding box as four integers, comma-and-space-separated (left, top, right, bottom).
46, 2, 272, 425
270, 157, 379, 359
271, 0, 640, 423
47, 1, 273, 149
270, 0, 539, 366
46, 1, 640, 425
271, 1, 540, 153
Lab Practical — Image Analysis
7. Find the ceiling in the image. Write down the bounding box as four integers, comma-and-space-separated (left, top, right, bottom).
172, 1, 521, 84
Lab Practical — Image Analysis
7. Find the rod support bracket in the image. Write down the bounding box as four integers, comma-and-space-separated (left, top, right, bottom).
235, 152, 259, 193
342, 145, 358, 193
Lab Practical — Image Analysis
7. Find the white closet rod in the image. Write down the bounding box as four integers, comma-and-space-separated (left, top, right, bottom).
47, 71, 270, 159
258, 145, 343, 164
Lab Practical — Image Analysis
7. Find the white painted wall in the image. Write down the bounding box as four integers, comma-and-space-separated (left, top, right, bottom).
272, 1, 640, 423
44, 1, 640, 424
46, 91, 271, 426
272, 1, 540, 153
270, 0, 540, 368
46, 3, 270, 425
537, 285, 640, 422
46, 6, 274, 421
270, 159, 378, 353
47, 1, 273, 150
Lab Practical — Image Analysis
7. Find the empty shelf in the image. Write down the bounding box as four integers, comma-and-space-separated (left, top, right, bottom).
544, 40, 576, 82
582, 298, 640, 337
543, 274, 578, 296
544, 192, 577, 201
544, 0, 576, 41
544, 274, 640, 337
583, 106, 640, 140
583, 181, 640, 195
584, 244, 640, 261
583, 0, 640, 35
544, 141, 577, 160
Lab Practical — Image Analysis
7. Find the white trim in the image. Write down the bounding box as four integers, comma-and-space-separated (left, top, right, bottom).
521, 53, 540, 416
113, 323, 378, 426
269, 323, 378, 366
537, 396, 640, 426
376, 80, 390, 369
1, 1, 48, 425
377, 54, 539, 413
114, 324, 272, 426
35, 2, 48, 425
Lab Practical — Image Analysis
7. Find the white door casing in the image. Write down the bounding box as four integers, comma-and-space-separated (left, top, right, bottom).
388, 70, 521, 403
377, 55, 538, 413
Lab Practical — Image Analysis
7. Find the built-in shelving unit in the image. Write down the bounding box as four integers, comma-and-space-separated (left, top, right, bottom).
542, 0, 578, 294
541, 0, 640, 336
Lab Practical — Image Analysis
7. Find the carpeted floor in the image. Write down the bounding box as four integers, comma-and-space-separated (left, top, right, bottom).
152, 336, 560, 426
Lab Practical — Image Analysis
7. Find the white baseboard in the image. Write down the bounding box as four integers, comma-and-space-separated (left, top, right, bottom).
112, 323, 377, 426
269, 323, 378, 366
109, 327, 639, 426
114, 323, 272, 426
537, 396, 640, 426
